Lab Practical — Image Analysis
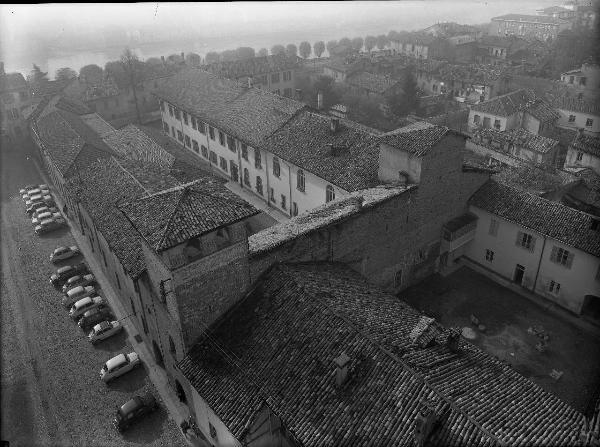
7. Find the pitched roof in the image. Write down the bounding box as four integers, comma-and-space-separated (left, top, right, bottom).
203, 54, 298, 79
154, 68, 305, 148
491, 13, 569, 24
525, 99, 560, 122
120, 180, 259, 252
346, 71, 400, 95
392, 31, 437, 46
553, 96, 600, 115
570, 132, 600, 157
178, 262, 588, 446
471, 127, 559, 154
470, 180, 600, 256
379, 121, 451, 157
264, 110, 381, 192
0, 72, 27, 92
470, 89, 536, 117
32, 78, 75, 98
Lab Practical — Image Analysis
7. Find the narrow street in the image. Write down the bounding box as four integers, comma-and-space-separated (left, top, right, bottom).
0, 140, 186, 447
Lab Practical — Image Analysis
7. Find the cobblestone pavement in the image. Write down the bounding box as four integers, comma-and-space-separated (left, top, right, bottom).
1, 141, 186, 447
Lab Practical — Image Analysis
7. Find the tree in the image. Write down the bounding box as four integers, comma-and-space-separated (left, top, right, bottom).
79, 64, 104, 85
286, 43, 298, 58
326, 40, 338, 56
185, 53, 202, 67
351, 37, 364, 52
313, 75, 341, 109
257, 48, 268, 57
166, 53, 184, 64
387, 71, 418, 117
119, 48, 144, 124
388, 30, 400, 42
271, 44, 285, 56
338, 37, 351, 47
376, 34, 388, 50
221, 50, 238, 62
299, 41, 311, 59
28, 64, 49, 93
205, 51, 220, 64
314, 41, 325, 58
145, 57, 163, 66
365, 35, 377, 52
236, 47, 255, 60
55, 67, 77, 81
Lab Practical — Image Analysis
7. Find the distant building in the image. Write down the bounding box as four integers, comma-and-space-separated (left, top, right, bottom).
203, 54, 298, 97
536, 5, 577, 20
0, 63, 33, 140
322, 58, 366, 82
389, 32, 449, 59
560, 63, 600, 100
553, 95, 600, 135
564, 131, 600, 174
490, 14, 572, 40
476, 35, 532, 67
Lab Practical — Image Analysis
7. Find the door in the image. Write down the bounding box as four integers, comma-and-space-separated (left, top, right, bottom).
514, 264, 525, 285
230, 161, 239, 183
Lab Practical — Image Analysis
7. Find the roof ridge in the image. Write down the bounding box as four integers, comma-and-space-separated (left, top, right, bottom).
112, 157, 151, 196
155, 185, 190, 250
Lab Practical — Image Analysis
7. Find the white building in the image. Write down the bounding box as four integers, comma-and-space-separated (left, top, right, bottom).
553, 96, 600, 135
463, 180, 600, 317
564, 131, 600, 175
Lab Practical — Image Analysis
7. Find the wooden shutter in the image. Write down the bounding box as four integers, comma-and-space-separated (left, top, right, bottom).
550, 246, 558, 263
565, 252, 574, 269
516, 231, 523, 246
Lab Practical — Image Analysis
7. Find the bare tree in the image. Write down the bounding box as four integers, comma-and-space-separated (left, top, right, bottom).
257, 48, 268, 57
55, 67, 77, 81
236, 47, 256, 60
314, 41, 325, 58
365, 35, 377, 52
376, 34, 388, 50
299, 41, 311, 59
205, 52, 220, 64
326, 40, 338, 56
271, 44, 286, 56
120, 48, 143, 124
351, 37, 364, 52
286, 43, 298, 58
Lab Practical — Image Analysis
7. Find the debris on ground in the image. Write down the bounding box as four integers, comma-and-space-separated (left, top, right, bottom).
470, 314, 479, 326
550, 369, 563, 381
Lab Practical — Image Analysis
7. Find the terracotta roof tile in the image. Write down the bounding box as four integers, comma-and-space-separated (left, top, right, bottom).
470, 89, 536, 117
346, 72, 400, 95
379, 122, 450, 157
471, 127, 559, 154
570, 133, 600, 158
491, 13, 569, 25
203, 54, 298, 79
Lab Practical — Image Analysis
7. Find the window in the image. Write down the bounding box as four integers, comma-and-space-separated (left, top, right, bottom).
227, 136, 236, 152
516, 231, 536, 251
494, 119, 501, 130
489, 218, 499, 236
269, 187, 275, 202
209, 423, 218, 440
283, 88, 292, 97
292, 202, 298, 216
273, 89, 281, 95
485, 249, 494, 262
102, 250, 107, 267
473, 114, 480, 124
576, 151, 583, 162
130, 298, 136, 316
160, 101, 165, 112
201, 145, 208, 158
297, 169, 305, 192
192, 140, 199, 153
142, 316, 148, 334
568, 115, 576, 123
219, 157, 228, 172
184, 135, 191, 148
198, 121, 206, 134
191, 116, 197, 130
209, 151, 217, 164
255, 149, 262, 169
586, 118, 594, 127
281, 194, 287, 210
169, 336, 176, 355
241, 143, 248, 161
177, 130, 183, 142
182, 112, 188, 125
580, 76, 587, 86
271, 72, 280, 83
163, 122, 169, 133
548, 280, 561, 295
569, 75, 574, 84
256, 176, 263, 195
219, 131, 225, 146
326, 185, 335, 202
174, 108, 181, 120
209, 126, 215, 140
550, 246, 573, 268
115, 273, 121, 290
169, 105, 173, 116
273, 157, 280, 177
244, 168, 250, 186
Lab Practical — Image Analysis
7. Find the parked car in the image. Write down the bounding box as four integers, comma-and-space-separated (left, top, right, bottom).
69, 296, 105, 320
25, 194, 54, 208
100, 352, 141, 383
78, 307, 113, 331
26, 201, 50, 215
88, 321, 122, 345
32, 211, 61, 226
50, 263, 88, 286
22, 187, 49, 201
62, 285, 96, 308
35, 216, 66, 235
50, 245, 80, 263
19, 184, 38, 195
113, 393, 158, 432
29, 205, 59, 217
62, 273, 96, 293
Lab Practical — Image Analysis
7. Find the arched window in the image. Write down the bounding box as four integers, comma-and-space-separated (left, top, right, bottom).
297, 169, 305, 192
256, 176, 263, 195
326, 185, 335, 202
244, 168, 250, 186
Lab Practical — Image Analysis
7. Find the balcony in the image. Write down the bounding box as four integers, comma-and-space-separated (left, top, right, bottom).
441, 212, 478, 253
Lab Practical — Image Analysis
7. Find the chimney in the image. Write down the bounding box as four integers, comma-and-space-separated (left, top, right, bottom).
330, 117, 339, 133
317, 91, 323, 110
333, 352, 351, 387
445, 327, 461, 353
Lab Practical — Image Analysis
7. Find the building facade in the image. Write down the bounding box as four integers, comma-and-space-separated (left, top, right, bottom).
554, 96, 600, 135
0, 64, 33, 141
564, 131, 600, 174
560, 63, 600, 100
490, 14, 572, 40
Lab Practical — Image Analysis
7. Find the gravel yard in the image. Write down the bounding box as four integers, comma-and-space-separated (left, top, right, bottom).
1, 143, 186, 446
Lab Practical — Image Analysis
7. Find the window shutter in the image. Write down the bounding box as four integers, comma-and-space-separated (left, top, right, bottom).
516, 231, 523, 246
565, 252, 574, 269
529, 236, 536, 252
550, 246, 558, 263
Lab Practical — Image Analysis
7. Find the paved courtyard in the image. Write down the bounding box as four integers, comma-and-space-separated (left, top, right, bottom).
399, 266, 600, 413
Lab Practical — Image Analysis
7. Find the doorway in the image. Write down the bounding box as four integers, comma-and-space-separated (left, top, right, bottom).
152, 340, 164, 367
581, 295, 600, 321
175, 380, 187, 404
514, 264, 525, 285
230, 161, 239, 183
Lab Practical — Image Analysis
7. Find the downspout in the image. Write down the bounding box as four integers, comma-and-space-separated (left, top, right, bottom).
287, 163, 293, 217
265, 151, 271, 208
532, 235, 547, 293
237, 140, 243, 187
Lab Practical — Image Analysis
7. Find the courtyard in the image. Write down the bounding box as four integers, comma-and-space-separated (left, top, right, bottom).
399, 266, 600, 414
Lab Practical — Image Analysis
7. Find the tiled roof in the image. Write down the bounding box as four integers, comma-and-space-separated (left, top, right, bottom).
392, 31, 437, 46
491, 13, 569, 24
470, 89, 535, 117
346, 72, 400, 95
120, 180, 259, 252
540, 6, 571, 13
570, 132, 600, 157
471, 127, 559, 154
526, 99, 560, 122
203, 54, 298, 79
470, 179, 600, 256
379, 121, 450, 157
0, 72, 27, 92
178, 262, 589, 446
154, 68, 305, 148
553, 96, 600, 115
264, 110, 381, 191
80, 113, 115, 137
32, 78, 75, 98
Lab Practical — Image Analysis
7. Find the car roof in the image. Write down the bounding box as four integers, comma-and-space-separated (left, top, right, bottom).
58, 266, 73, 273
67, 275, 81, 283
94, 321, 111, 332
74, 296, 92, 308
55, 246, 67, 251
68, 285, 84, 296
40, 218, 54, 225
106, 353, 127, 370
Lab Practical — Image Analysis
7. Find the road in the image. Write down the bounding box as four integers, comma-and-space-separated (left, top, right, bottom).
1, 139, 186, 447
